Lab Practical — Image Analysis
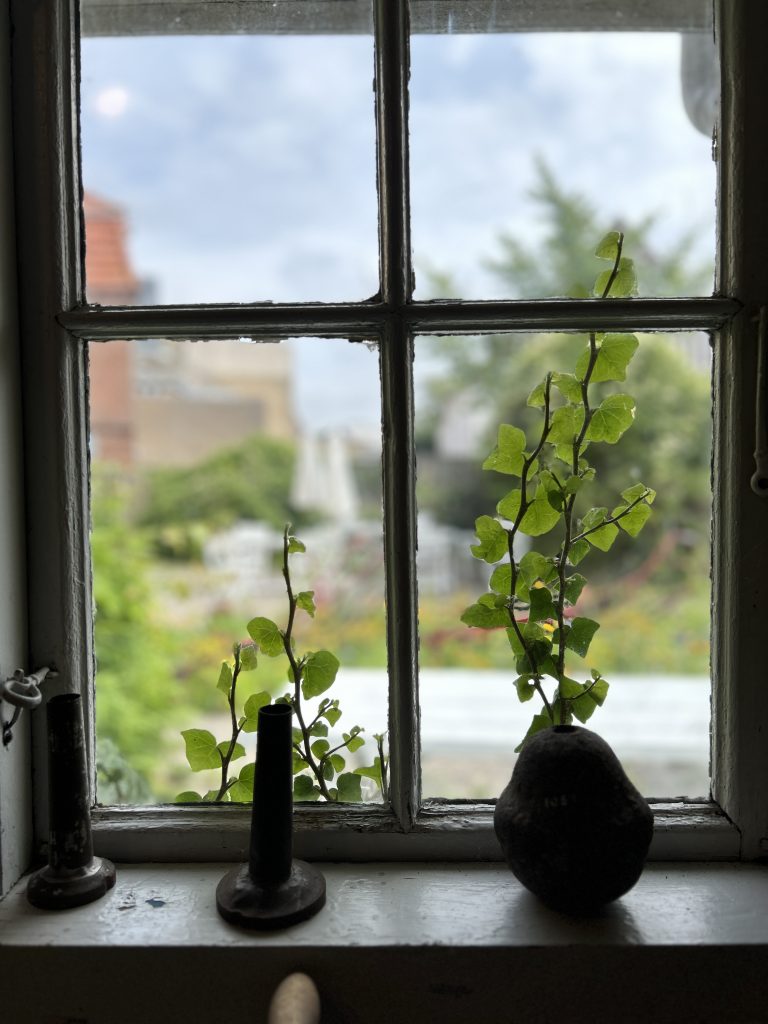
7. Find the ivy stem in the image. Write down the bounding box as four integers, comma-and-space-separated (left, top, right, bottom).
215, 644, 243, 801
570, 490, 652, 544
377, 733, 390, 803
553, 234, 624, 723
281, 525, 331, 800
506, 374, 555, 723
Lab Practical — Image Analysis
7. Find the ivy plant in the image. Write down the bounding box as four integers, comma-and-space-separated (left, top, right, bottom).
462, 232, 655, 750
176, 525, 388, 803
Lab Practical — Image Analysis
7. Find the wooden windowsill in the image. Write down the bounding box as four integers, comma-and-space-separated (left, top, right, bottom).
2, 861, 768, 1022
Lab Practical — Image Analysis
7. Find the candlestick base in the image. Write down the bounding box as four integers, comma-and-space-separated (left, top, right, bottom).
27, 856, 116, 910
216, 860, 326, 930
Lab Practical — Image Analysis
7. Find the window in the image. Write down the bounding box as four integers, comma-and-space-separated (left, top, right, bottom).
7, 0, 768, 868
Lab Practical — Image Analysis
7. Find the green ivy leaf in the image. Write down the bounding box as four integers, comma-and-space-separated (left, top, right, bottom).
293, 775, 320, 801
323, 703, 342, 727
586, 521, 619, 551
588, 676, 610, 706
337, 773, 363, 802
576, 333, 639, 383
311, 738, 330, 759
527, 379, 547, 408
247, 616, 284, 657
563, 573, 587, 605
296, 591, 316, 618
302, 650, 340, 698
594, 258, 638, 298
521, 485, 563, 537
514, 674, 536, 703
621, 482, 656, 505
612, 501, 652, 537
182, 729, 223, 772
309, 721, 329, 737
175, 790, 202, 803
330, 754, 346, 774
518, 551, 557, 586
514, 712, 552, 753
470, 515, 508, 563
594, 230, 621, 260
564, 475, 584, 496
551, 372, 583, 403
528, 585, 556, 622
239, 645, 258, 672
355, 757, 383, 787
216, 662, 232, 695
241, 691, 271, 733
548, 404, 585, 444
460, 599, 509, 629
564, 617, 600, 657
489, 564, 512, 596
482, 424, 527, 476
586, 394, 636, 444
292, 753, 309, 775
217, 740, 245, 763
568, 539, 590, 565
287, 535, 306, 554
496, 488, 521, 523
343, 729, 365, 753
228, 763, 255, 802
203, 789, 228, 802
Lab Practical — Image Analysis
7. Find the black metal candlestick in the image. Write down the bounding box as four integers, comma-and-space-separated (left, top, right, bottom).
216, 703, 326, 929
27, 693, 116, 910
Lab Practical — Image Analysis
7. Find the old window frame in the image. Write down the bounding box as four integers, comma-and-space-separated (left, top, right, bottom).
9, 0, 768, 866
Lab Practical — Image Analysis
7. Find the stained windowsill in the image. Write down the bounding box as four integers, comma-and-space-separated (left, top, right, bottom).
2, 861, 768, 1022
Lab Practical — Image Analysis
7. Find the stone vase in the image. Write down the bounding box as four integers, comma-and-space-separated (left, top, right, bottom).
494, 725, 653, 913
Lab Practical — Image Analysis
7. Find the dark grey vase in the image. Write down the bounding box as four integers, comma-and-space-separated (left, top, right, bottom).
494, 725, 653, 913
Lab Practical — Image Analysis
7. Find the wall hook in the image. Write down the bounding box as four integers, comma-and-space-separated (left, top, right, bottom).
1, 667, 53, 746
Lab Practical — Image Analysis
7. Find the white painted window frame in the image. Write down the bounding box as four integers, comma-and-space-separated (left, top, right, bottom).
6, 0, 768, 870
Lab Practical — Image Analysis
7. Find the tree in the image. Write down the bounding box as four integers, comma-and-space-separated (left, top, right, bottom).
91, 467, 180, 799
420, 162, 712, 580
138, 432, 297, 557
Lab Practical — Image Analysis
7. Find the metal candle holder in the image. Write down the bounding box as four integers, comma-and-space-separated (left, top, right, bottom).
27, 693, 116, 910
216, 703, 326, 929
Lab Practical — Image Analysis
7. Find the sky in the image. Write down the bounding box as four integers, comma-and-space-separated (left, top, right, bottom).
80, 24, 717, 431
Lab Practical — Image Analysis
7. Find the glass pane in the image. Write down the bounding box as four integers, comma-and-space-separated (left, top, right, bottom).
414, 329, 711, 799
80, 1, 377, 304
410, 3, 717, 299
90, 337, 388, 804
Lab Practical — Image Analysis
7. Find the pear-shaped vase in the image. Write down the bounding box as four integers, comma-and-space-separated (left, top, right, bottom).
494, 725, 653, 913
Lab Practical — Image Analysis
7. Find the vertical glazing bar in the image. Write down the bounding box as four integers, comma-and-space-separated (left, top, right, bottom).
375, 0, 412, 306
374, 0, 420, 828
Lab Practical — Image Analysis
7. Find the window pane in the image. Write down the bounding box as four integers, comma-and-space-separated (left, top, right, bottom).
79, 1, 377, 304
410, 6, 717, 299
414, 330, 711, 799
89, 337, 387, 804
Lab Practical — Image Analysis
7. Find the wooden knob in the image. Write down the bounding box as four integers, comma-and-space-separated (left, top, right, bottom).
268, 973, 321, 1024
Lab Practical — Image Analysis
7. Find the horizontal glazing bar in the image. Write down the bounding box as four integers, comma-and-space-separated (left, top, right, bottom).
82, 0, 711, 38
88, 800, 740, 862
59, 297, 740, 341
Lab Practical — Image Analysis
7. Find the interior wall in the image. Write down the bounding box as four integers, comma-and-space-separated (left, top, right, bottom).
0, 0, 30, 897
